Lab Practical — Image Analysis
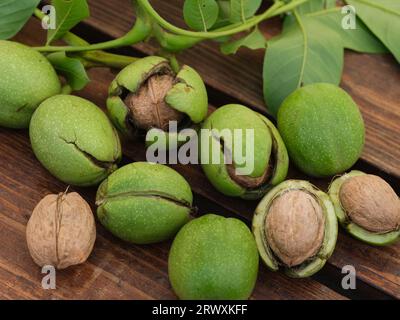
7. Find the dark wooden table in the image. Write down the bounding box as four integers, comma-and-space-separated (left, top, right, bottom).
1, 0, 399, 300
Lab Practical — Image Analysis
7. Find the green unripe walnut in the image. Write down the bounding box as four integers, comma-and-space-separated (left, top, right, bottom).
107, 56, 208, 147
200, 104, 289, 199
253, 180, 338, 278
329, 171, 400, 246
168, 214, 259, 300
277, 83, 365, 177
30, 95, 121, 186
96, 162, 193, 244
0, 41, 61, 128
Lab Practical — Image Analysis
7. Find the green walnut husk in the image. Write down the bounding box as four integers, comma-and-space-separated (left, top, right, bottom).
200, 104, 289, 199
253, 180, 338, 278
169, 214, 259, 300
30, 95, 121, 186
329, 171, 400, 246
96, 162, 193, 244
106, 56, 208, 147
0, 41, 61, 128
277, 83, 365, 177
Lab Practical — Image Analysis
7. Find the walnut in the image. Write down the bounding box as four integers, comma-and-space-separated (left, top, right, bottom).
227, 162, 271, 189
339, 174, 400, 233
125, 74, 184, 131
265, 190, 325, 267
26, 192, 96, 269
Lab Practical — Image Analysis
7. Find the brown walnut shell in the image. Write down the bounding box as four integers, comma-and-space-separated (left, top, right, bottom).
26, 192, 96, 269
227, 161, 272, 189
339, 174, 400, 233
265, 190, 325, 267
125, 74, 184, 131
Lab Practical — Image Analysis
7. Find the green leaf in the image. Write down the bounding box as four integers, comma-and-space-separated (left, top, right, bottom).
220, 27, 265, 54
296, 0, 336, 14
308, 8, 387, 53
213, 1, 231, 28
212, 0, 262, 27
0, 0, 40, 39
46, 52, 90, 90
46, 0, 89, 45
217, 0, 231, 19
229, 0, 262, 23
345, 0, 400, 62
263, 14, 343, 117
183, 0, 219, 31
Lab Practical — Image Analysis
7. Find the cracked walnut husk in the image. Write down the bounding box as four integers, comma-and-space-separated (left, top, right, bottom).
106, 56, 208, 148
30, 95, 121, 186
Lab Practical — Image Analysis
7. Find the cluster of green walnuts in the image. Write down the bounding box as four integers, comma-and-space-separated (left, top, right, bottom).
1, 40, 399, 300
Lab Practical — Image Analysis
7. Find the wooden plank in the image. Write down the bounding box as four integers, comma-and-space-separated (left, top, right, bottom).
10, 16, 399, 300
0, 128, 346, 300
52, 0, 400, 297
0, 21, 348, 300
18, 17, 400, 299
82, 0, 400, 178
79, 65, 400, 299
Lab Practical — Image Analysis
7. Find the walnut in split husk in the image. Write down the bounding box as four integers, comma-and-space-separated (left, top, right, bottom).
106, 56, 208, 149
200, 104, 289, 200
329, 171, 400, 246
252, 180, 338, 278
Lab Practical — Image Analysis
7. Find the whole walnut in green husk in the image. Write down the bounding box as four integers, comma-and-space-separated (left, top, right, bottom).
96, 162, 193, 244
169, 214, 259, 300
278, 83, 365, 177
30, 95, 121, 187
0, 41, 60, 128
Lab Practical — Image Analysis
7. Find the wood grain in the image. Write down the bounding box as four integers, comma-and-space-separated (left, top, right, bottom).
2, 1, 398, 299
83, 0, 400, 177
63, 0, 400, 297
0, 127, 346, 300
0, 20, 349, 300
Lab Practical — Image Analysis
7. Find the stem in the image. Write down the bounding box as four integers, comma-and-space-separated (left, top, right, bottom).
33, 3, 152, 52
137, 0, 309, 39
152, 23, 202, 52
77, 51, 138, 69
33, 8, 138, 68
158, 50, 180, 72
61, 85, 72, 95
139, 0, 280, 38
32, 0, 309, 54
